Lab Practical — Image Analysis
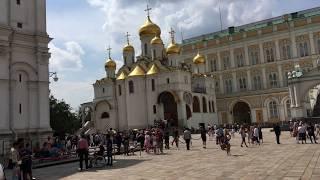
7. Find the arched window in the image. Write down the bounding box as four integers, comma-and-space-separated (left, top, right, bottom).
151, 79, 155, 91
192, 96, 200, 113
286, 100, 291, 118
212, 101, 215, 112
209, 100, 212, 112
153, 49, 156, 59
129, 80, 134, 93
202, 97, 207, 113
118, 85, 122, 96
144, 43, 148, 56
269, 101, 278, 118
101, 112, 110, 119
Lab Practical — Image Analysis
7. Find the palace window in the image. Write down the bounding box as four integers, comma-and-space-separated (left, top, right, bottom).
250, 50, 259, 65
151, 79, 155, 91
265, 48, 275, 62
19, 103, 22, 114
118, 85, 121, 96
167, 78, 170, 84
317, 39, 320, 54
236, 53, 244, 67
225, 79, 233, 93
17, 22, 23, 28
101, 112, 110, 119
19, 74, 22, 82
269, 73, 278, 88
222, 54, 230, 70
286, 100, 291, 118
253, 76, 262, 90
153, 105, 157, 114
212, 101, 215, 112
215, 80, 219, 93
299, 42, 309, 57
210, 59, 217, 71
102, 88, 105, 93
128, 80, 134, 93
281, 44, 291, 60
269, 101, 278, 118
202, 97, 207, 113
238, 77, 247, 91
192, 96, 200, 112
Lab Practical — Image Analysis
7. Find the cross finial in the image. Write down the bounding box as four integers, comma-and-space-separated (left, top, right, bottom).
169, 27, 176, 43
125, 32, 131, 45
107, 46, 112, 58
145, 4, 152, 17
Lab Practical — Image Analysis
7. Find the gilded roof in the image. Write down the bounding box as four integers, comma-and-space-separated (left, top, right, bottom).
146, 64, 159, 75
128, 65, 145, 77
116, 71, 127, 80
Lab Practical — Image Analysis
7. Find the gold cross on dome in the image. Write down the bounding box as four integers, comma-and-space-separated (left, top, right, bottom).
125, 32, 131, 44
145, 4, 152, 17
169, 27, 176, 43
107, 46, 112, 58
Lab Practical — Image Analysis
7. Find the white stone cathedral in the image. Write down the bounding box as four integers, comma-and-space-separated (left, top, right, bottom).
0, 0, 51, 142
81, 12, 218, 133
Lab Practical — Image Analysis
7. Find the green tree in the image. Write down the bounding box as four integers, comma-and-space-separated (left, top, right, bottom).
50, 95, 81, 135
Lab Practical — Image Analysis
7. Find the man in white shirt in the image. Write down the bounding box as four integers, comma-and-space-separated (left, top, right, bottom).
253, 126, 260, 145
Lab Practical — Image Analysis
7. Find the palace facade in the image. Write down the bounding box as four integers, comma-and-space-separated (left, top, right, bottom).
180, 7, 320, 124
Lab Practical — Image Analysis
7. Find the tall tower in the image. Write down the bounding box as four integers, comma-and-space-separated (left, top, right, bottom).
0, 0, 52, 142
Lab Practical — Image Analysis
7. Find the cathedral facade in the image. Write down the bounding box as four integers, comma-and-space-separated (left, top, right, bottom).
81, 14, 218, 133
180, 7, 320, 124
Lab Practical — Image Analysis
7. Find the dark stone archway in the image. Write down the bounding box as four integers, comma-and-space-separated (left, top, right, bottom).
158, 91, 178, 127
233, 101, 251, 124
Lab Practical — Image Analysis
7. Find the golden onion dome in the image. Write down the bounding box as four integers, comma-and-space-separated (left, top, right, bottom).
139, 16, 161, 36
123, 44, 134, 53
193, 52, 205, 64
150, 35, 163, 45
166, 43, 180, 54
105, 58, 116, 69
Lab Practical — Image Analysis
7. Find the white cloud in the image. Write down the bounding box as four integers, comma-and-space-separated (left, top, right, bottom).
49, 41, 85, 71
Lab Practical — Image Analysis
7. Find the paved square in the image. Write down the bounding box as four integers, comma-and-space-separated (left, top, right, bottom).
31, 129, 320, 180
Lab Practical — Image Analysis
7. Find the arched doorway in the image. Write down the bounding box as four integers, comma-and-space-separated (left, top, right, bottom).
233, 101, 251, 124
158, 91, 178, 127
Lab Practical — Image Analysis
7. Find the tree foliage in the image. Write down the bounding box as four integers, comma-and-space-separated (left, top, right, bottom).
50, 95, 81, 135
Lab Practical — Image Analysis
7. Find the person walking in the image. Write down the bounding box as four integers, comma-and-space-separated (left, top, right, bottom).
307, 123, 317, 144
253, 126, 260, 145
19, 143, 35, 180
273, 123, 281, 144
200, 126, 207, 148
164, 130, 170, 149
240, 126, 248, 147
171, 128, 179, 149
258, 125, 263, 143
183, 128, 191, 150
106, 134, 113, 166
10, 142, 20, 180
77, 134, 89, 171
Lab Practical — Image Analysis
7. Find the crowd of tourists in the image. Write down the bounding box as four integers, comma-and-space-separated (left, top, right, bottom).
289, 121, 320, 144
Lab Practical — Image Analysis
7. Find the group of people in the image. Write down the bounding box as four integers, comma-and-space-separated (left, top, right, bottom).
290, 121, 319, 144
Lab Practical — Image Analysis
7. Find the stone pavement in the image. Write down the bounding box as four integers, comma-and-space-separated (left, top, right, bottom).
28, 129, 320, 179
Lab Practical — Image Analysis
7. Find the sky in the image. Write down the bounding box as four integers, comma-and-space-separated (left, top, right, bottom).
47, 0, 320, 110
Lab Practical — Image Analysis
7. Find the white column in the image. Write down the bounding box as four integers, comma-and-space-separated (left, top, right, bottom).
247, 70, 252, 90
291, 33, 297, 58
219, 75, 224, 94
259, 42, 264, 63
309, 32, 316, 55
217, 52, 222, 71
277, 65, 284, 87
262, 67, 267, 89
244, 45, 249, 66
230, 49, 235, 68
232, 72, 237, 92
275, 40, 280, 61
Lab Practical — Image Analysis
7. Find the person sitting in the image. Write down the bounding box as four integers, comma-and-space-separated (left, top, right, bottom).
96, 144, 105, 156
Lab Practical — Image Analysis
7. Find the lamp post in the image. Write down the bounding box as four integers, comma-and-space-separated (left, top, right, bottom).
49, 72, 58, 82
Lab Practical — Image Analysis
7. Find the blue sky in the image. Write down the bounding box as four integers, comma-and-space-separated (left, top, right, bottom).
47, 0, 320, 110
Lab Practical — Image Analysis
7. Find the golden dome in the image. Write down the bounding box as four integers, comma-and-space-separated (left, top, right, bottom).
166, 43, 180, 54
128, 65, 145, 77
193, 52, 205, 64
105, 58, 116, 69
123, 44, 134, 53
116, 71, 127, 80
139, 16, 161, 36
146, 64, 159, 75
150, 35, 163, 45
